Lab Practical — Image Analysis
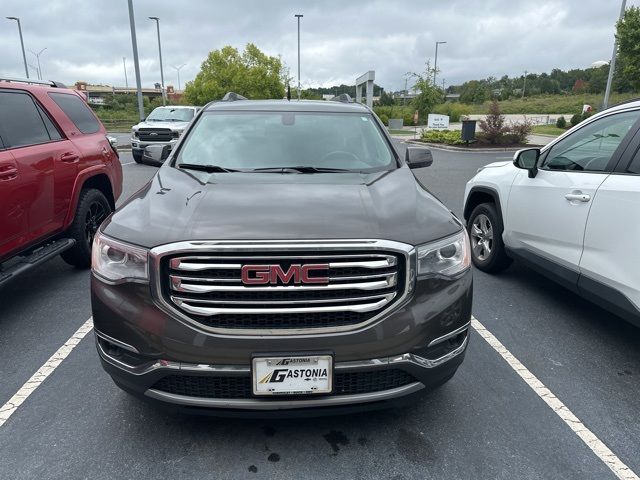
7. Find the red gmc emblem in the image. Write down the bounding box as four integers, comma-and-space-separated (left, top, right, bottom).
241, 264, 329, 285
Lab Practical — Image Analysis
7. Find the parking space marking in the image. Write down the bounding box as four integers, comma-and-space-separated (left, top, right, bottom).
0, 318, 93, 428
471, 316, 639, 480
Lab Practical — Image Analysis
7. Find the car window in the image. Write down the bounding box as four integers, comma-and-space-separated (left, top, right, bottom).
49, 92, 100, 134
627, 150, 640, 174
0, 91, 53, 148
146, 107, 194, 122
36, 104, 63, 141
177, 112, 395, 172
541, 110, 639, 173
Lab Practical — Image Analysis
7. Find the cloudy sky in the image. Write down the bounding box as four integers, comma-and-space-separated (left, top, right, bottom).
1, 0, 635, 92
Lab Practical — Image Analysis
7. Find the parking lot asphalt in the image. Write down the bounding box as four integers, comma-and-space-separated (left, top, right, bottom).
0, 145, 638, 480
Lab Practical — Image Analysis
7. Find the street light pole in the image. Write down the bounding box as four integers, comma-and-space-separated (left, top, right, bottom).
149, 16, 166, 106
295, 14, 303, 100
123, 57, 129, 89
433, 41, 446, 86
6, 17, 29, 78
127, 0, 145, 121
603, 0, 627, 109
172, 64, 186, 91
522, 70, 528, 98
29, 48, 47, 80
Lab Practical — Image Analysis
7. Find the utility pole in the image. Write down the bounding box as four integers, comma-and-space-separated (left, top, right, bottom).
603, 0, 627, 109
123, 57, 129, 89
433, 41, 447, 86
172, 64, 186, 91
295, 14, 303, 100
404, 77, 408, 106
149, 16, 166, 106
127, 0, 145, 121
29, 48, 46, 80
522, 70, 528, 98
6, 17, 29, 78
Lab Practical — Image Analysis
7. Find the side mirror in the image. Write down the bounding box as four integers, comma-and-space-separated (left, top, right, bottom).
143, 144, 170, 167
513, 148, 540, 178
406, 147, 433, 169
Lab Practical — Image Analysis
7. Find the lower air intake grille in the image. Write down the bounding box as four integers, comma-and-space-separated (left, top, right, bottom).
151, 370, 417, 399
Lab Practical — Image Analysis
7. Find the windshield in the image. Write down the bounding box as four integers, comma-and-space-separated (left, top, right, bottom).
175, 111, 395, 172
146, 107, 194, 122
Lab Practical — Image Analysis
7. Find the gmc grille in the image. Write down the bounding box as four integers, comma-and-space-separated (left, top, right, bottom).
138, 128, 173, 142
162, 250, 407, 333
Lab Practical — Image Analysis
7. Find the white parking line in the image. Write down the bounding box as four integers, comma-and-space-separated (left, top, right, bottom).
0, 318, 93, 428
471, 316, 639, 480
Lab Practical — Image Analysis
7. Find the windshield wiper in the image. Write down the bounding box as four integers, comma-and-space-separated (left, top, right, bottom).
251, 166, 352, 173
178, 163, 240, 173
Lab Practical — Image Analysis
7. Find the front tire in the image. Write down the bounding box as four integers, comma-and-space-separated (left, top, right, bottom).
61, 189, 112, 268
467, 202, 512, 273
132, 150, 143, 163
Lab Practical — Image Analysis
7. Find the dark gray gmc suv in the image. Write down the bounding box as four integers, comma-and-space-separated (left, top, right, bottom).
90, 95, 472, 415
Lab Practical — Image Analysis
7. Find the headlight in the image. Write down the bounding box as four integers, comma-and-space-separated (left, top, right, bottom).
92, 231, 149, 283
417, 230, 471, 278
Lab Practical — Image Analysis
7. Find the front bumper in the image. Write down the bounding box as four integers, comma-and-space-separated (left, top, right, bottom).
131, 138, 177, 154
92, 266, 472, 413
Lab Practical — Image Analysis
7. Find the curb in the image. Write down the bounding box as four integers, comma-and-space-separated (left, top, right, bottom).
403, 140, 539, 153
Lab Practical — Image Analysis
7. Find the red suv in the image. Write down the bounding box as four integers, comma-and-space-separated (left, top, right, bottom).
0, 78, 122, 284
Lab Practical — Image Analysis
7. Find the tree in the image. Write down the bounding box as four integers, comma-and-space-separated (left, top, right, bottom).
410, 62, 443, 118
616, 6, 640, 91
460, 80, 490, 104
378, 90, 395, 106
184, 44, 285, 105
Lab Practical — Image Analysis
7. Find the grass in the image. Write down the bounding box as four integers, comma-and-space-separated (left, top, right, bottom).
531, 124, 568, 136
464, 92, 639, 115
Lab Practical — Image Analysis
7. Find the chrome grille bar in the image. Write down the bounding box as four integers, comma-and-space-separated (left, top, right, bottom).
171, 296, 392, 316
171, 276, 396, 293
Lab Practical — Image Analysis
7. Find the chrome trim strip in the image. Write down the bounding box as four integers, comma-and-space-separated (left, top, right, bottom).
390, 334, 469, 369
149, 239, 416, 337
94, 330, 140, 354
170, 260, 241, 271
427, 321, 471, 348
98, 336, 467, 378
170, 253, 396, 261
171, 258, 395, 270
171, 277, 395, 293
145, 382, 424, 410
170, 292, 395, 306
171, 296, 393, 316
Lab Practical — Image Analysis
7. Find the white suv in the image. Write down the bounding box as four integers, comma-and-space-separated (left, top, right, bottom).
463, 101, 640, 327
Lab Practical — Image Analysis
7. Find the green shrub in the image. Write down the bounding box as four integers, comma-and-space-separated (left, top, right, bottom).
432, 102, 472, 122
420, 129, 464, 145
378, 113, 389, 126
570, 114, 582, 127
556, 116, 567, 128
373, 106, 418, 125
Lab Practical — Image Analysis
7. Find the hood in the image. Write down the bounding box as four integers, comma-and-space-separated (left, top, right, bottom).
102, 166, 461, 248
132, 120, 190, 131
482, 160, 512, 169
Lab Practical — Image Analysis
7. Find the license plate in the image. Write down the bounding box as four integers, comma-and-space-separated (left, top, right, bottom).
252, 355, 333, 396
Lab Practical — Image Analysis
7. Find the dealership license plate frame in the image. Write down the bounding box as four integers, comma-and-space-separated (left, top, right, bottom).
251, 353, 334, 397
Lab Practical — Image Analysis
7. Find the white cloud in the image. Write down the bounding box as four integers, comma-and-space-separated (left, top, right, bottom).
1, 0, 636, 92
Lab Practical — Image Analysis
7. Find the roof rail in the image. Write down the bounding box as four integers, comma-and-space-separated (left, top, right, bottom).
329, 93, 354, 103
0, 77, 66, 88
221, 92, 247, 102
